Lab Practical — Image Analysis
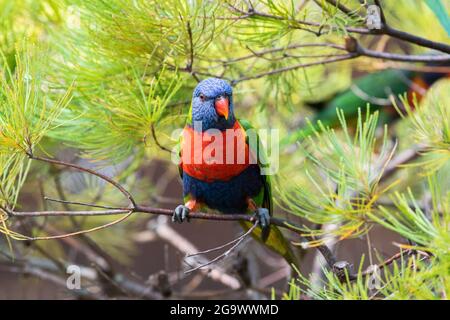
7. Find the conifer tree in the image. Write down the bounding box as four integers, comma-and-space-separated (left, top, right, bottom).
0, 0, 449, 300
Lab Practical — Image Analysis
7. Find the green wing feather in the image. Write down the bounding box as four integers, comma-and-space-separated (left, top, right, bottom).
239, 118, 298, 267
239, 118, 273, 214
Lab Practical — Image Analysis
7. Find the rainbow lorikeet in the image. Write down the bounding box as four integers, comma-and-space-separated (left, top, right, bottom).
282, 67, 449, 146
173, 78, 296, 265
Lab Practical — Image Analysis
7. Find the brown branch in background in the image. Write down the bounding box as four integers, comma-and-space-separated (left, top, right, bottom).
5, 145, 426, 283
347, 38, 450, 63
320, 0, 450, 54
227, 1, 450, 54
173, 31, 449, 84
150, 123, 172, 153
185, 20, 200, 83
184, 221, 259, 274
12, 209, 130, 217
203, 43, 347, 65
339, 249, 431, 282
373, 0, 450, 53
232, 53, 359, 84
45, 196, 125, 210
360, 249, 416, 277
322, 0, 361, 18
0, 264, 102, 300
136, 216, 242, 289
11, 204, 336, 271
373, 61, 450, 74
27, 153, 137, 208
226, 2, 370, 35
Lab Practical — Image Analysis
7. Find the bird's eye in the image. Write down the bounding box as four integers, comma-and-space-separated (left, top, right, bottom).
199, 94, 205, 101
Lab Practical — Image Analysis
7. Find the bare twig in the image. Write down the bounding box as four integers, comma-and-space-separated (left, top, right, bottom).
139, 215, 241, 289
226, 3, 370, 35
28, 153, 137, 208
372, 0, 450, 53
150, 123, 172, 153
186, 223, 258, 258
229, 2, 450, 54
0, 262, 102, 299
322, 0, 361, 18
7, 146, 425, 276
44, 196, 126, 210
184, 221, 259, 274
185, 21, 200, 82
351, 39, 450, 63
232, 53, 358, 84
203, 43, 347, 65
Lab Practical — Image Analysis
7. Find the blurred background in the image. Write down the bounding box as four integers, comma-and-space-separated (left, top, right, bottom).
0, 0, 449, 299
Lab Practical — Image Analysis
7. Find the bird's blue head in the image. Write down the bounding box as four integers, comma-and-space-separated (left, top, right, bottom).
191, 78, 235, 131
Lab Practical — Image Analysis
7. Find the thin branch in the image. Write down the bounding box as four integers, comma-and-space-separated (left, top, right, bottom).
203, 43, 346, 65
44, 196, 126, 210
184, 221, 259, 274
354, 41, 450, 63
350, 249, 430, 281
186, 222, 258, 258
372, 0, 450, 54
382, 24, 450, 54
0, 263, 102, 299
226, 3, 370, 35
185, 20, 200, 83
232, 53, 358, 84
28, 154, 137, 208
7, 146, 425, 273
12, 209, 130, 217
13, 211, 133, 241
322, 0, 361, 18
229, 2, 450, 54
141, 216, 241, 289
150, 123, 172, 153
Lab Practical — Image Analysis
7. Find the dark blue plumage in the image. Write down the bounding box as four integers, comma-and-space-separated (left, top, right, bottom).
182, 164, 263, 213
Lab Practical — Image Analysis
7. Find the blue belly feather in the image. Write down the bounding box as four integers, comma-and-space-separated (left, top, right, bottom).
182, 165, 263, 214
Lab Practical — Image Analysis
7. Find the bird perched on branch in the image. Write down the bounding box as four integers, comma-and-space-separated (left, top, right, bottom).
282, 67, 449, 147
173, 78, 296, 265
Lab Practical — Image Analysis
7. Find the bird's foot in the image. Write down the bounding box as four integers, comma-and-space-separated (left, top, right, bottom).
172, 205, 190, 223
255, 208, 270, 242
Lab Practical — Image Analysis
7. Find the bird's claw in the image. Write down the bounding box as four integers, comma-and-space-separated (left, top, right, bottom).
255, 208, 270, 242
172, 205, 190, 223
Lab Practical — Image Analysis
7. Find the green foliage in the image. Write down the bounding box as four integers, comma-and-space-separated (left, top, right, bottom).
276, 108, 394, 241
285, 252, 449, 299
370, 174, 449, 253
394, 80, 450, 173
0, 0, 448, 299
0, 47, 71, 208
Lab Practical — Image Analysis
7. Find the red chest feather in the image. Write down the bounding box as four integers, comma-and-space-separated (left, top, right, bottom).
180, 121, 257, 182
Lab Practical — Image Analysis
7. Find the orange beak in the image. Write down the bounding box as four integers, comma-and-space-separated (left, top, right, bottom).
215, 96, 229, 120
